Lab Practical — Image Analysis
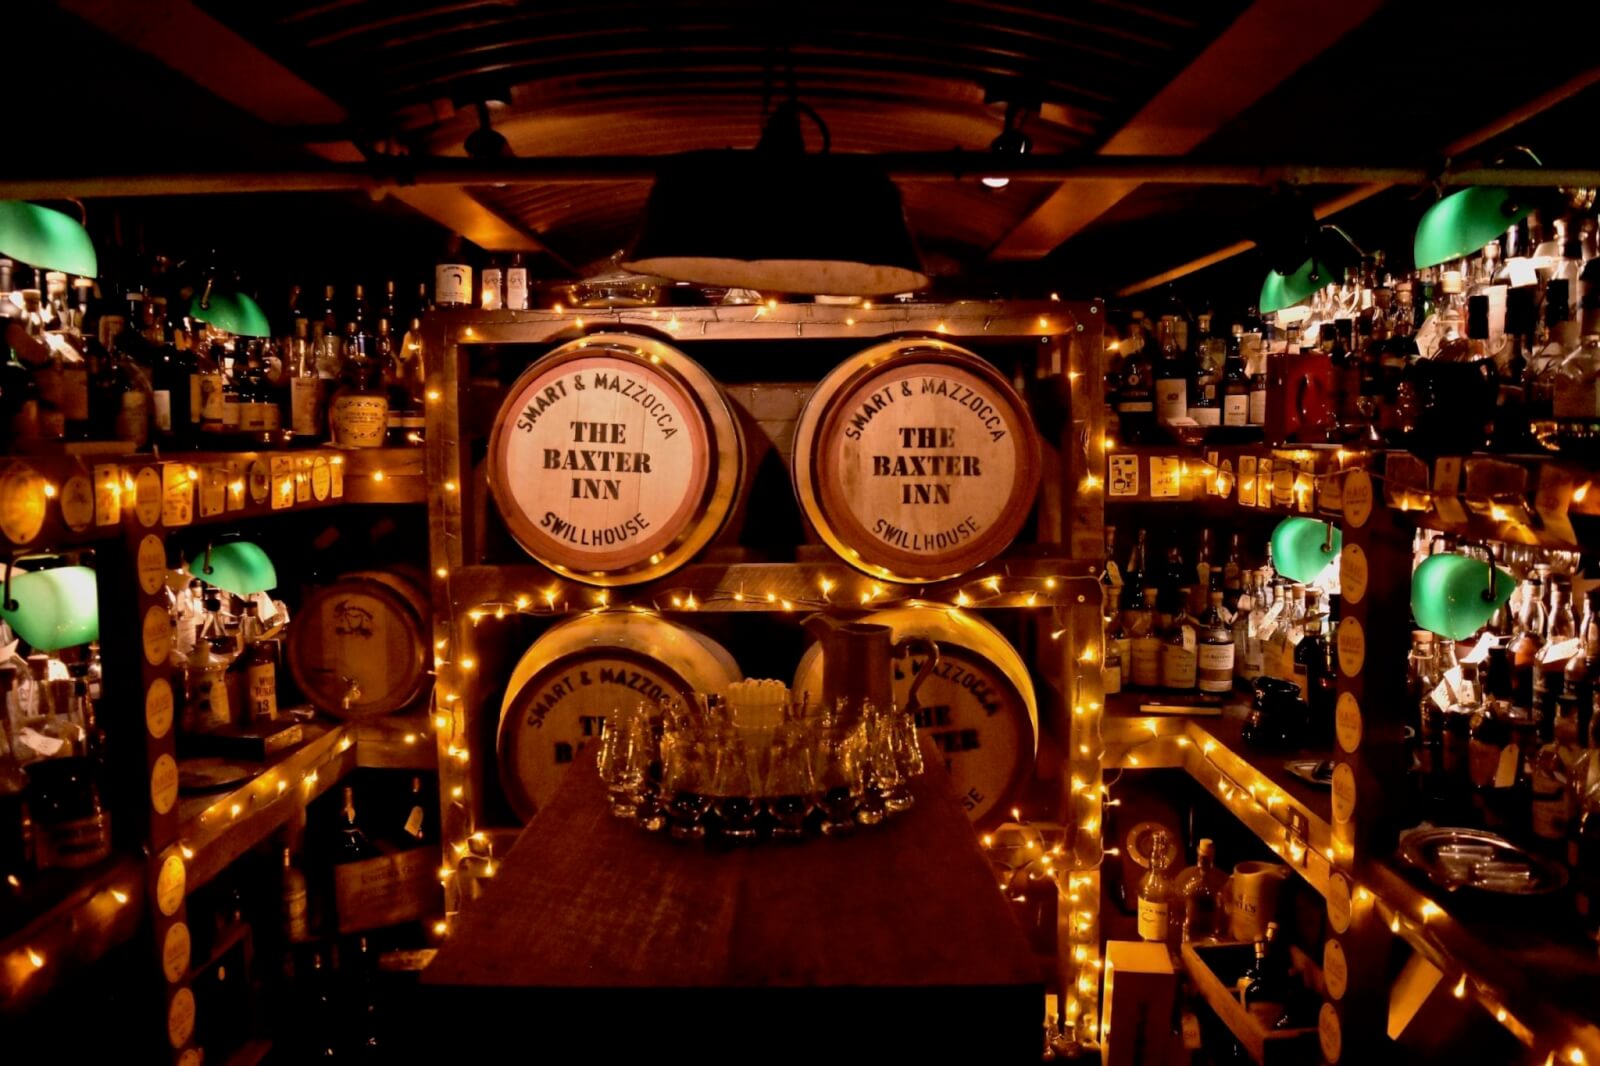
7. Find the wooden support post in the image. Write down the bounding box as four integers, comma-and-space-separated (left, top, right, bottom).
1321, 458, 1412, 1063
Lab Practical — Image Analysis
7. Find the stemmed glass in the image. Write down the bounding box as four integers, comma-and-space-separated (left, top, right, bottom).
867, 703, 919, 817
710, 729, 760, 841
663, 727, 714, 841
597, 704, 650, 819
765, 719, 815, 840
814, 720, 865, 836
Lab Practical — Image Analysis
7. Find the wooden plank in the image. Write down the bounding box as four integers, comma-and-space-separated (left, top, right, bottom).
425, 742, 1036, 989
55, 0, 562, 261
422, 743, 1040, 1054
989, 0, 1386, 260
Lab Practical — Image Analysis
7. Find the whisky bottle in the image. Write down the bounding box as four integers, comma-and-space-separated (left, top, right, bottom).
1128, 587, 1162, 689
335, 786, 378, 863
329, 326, 389, 449
289, 315, 323, 439
1114, 315, 1156, 444
1154, 315, 1190, 426
1189, 312, 1221, 430
435, 245, 473, 309
281, 847, 309, 942
506, 253, 530, 310
1176, 838, 1226, 942
1160, 601, 1199, 694
1137, 829, 1175, 944
1196, 583, 1235, 699
1222, 325, 1250, 428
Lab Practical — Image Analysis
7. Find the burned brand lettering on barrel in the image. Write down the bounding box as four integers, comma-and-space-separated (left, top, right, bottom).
797, 341, 1040, 582
490, 335, 741, 584
502, 358, 692, 560
507, 656, 681, 813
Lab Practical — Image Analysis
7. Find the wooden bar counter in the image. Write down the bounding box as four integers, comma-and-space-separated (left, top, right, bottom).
421, 747, 1043, 1061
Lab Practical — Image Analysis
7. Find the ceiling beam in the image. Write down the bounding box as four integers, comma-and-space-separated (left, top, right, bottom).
54, 0, 572, 269
987, 0, 1388, 262
1116, 65, 1600, 296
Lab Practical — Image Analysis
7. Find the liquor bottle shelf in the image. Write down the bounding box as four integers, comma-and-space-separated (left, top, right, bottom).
177, 711, 434, 893
1105, 691, 1600, 1057
0, 850, 144, 1012
0, 446, 424, 552
442, 552, 1103, 615
1103, 692, 1336, 898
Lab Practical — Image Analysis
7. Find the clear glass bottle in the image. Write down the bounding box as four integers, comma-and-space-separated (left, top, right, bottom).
1137, 829, 1175, 944
505, 253, 530, 311
1177, 838, 1227, 941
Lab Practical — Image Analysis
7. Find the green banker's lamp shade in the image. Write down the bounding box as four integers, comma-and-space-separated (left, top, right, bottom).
189, 291, 272, 338
188, 542, 277, 596
1271, 517, 1342, 584
1259, 257, 1343, 315
1411, 554, 1515, 641
1413, 187, 1533, 269
0, 201, 98, 277
0, 565, 99, 652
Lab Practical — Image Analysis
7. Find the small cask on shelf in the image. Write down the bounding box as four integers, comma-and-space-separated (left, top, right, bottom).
792, 338, 1040, 583
286, 569, 431, 718
496, 613, 742, 820
793, 604, 1038, 825
487, 332, 744, 586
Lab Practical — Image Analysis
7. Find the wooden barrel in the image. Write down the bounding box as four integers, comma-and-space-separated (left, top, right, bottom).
487, 332, 744, 586
287, 570, 430, 719
793, 603, 1037, 825
792, 338, 1040, 583
497, 612, 742, 820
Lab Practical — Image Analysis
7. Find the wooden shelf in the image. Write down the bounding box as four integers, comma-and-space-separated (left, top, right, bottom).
446, 551, 1103, 614
1103, 690, 1336, 899
0, 851, 144, 1011
1106, 692, 1600, 1056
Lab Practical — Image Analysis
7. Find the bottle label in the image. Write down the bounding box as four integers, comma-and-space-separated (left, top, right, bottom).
1531, 790, 1570, 841
63, 367, 89, 421
257, 401, 281, 432
283, 886, 308, 941
291, 377, 323, 436
1155, 378, 1188, 422
247, 661, 277, 721
189, 375, 202, 423
198, 372, 224, 421
190, 667, 230, 732
1103, 658, 1122, 696
1224, 394, 1249, 426
1137, 897, 1169, 941
221, 393, 241, 428
1190, 406, 1221, 427
1160, 642, 1197, 689
332, 394, 389, 448
436, 263, 472, 307
1131, 637, 1162, 687
1249, 387, 1266, 425
1116, 398, 1154, 414
153, 390, 173, 432
481, 268, 503, 310
506, 268, 530, 310
117, 392, 150, 447
1198, 643, 1235, 691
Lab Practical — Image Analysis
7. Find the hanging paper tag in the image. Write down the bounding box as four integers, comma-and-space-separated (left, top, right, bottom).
1182, 626, 1196, 654
1540, 639, 1582, 666
1461, 633, 1497, 665
19, 727, 65, 757
1494, 745, 1520, 788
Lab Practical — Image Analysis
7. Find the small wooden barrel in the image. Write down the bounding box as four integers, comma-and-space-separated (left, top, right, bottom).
793, 603, 1037, 825
497, 612, 742, 820
487, 332, 744, 586
288, 570, 430, 718
792, 338, 1040, 583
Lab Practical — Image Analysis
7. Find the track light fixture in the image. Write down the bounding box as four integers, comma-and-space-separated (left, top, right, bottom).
982, 103, 1033, 190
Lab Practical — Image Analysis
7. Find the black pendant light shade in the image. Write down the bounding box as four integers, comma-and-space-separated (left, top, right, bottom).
624, 104, 928, 296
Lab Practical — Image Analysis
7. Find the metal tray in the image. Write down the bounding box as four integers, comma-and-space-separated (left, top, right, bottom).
1397, 827, 1569, 896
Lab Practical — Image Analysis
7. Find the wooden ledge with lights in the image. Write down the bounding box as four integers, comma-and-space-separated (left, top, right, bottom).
0, 446, 425, 553
441, 553, 1103, 617
1103, 698, 1600, 1059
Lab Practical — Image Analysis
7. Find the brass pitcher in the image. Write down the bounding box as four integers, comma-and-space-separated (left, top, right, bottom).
801, 614, 939, 720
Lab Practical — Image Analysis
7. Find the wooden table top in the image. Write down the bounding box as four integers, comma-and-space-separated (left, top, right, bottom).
423, 743, 1040, 992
